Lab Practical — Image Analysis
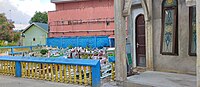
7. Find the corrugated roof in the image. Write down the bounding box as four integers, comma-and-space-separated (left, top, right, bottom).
22, 22, 48, 33
34, 22, 48, 32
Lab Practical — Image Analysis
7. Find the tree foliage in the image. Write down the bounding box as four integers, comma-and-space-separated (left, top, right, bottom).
0, 13, 15, 42
13, 32, 20, 42
29, 11, 48, 24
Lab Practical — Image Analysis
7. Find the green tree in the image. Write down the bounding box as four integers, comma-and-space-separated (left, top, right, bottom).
29, 11, 48, 24
0, 13, 14, 42
13, 32, 20, 42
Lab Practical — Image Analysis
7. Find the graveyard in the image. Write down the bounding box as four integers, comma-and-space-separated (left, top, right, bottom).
0, 45, 115, 80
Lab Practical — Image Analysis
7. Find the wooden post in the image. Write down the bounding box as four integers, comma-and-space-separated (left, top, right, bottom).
114, 0, 127, 84
196, 1, 200, 87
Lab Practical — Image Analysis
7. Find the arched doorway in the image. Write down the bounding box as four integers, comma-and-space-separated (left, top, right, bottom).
135, 14, 146, 67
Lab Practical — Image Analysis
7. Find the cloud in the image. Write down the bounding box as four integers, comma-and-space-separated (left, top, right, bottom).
0, 0, 55, 30
10, 0, 55, 16
0, 0, 55, 24
0, 0, 31, 24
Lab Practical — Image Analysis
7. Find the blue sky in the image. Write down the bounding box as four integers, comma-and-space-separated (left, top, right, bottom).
0, 0, 55, 26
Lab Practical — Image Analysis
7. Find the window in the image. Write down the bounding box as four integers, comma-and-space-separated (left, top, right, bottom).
189, 6, 196, 56
106, 21, 110, 26
33, 38, 36, 41
160, 0, 178, 55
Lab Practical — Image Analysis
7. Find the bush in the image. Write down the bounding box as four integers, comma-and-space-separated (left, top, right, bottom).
0, 40, 18, 46
7, 42, 17, 46
0, 40, 5, 46
68, 45, 73, 49
81, 54, 89, 59
86, 46, 91, 51
40, 49, 48, 55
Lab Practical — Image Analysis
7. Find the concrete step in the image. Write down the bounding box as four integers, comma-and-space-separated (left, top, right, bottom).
133, 67, 146, 74
124, 80, 153, 87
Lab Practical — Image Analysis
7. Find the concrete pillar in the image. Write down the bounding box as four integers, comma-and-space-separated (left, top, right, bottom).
114, 0, 127, 85
91, 61, 101, 87
15, 61, 21, 77
141, 0, 154, 71
197, 0, 200, 87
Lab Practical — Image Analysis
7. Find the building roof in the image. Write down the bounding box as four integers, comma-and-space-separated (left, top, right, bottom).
22, 23, 48, 33
34, 23, 48, 31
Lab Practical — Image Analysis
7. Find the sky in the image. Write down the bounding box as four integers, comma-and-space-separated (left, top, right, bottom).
0, 0, 55, 30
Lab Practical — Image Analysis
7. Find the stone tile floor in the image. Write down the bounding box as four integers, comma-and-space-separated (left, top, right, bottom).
0, 75, 85, 87
127, 71, 196, 87
0, 71, 196, 87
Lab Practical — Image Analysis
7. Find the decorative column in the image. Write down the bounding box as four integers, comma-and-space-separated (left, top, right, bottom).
141, 0, 154, 71
196, 0, 200, 87
114, 0, 127, 85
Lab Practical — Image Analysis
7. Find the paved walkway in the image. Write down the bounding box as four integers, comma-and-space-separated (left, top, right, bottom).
127, 71, 196, 87
0, 75, 85, 87
0, 75, 119, 87
0, 71, 196, 87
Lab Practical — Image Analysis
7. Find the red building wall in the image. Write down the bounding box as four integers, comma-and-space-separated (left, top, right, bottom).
48, 0, 114, 38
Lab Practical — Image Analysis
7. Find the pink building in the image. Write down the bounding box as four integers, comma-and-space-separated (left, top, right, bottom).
48, 0, 114, 38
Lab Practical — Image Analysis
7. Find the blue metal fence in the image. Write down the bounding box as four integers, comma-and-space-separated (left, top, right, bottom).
47, 36, 115, 48
0, 45, 43, 55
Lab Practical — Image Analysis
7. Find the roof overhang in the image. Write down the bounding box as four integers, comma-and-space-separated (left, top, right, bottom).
22, 23, 48, 34
51, 0, 88, 3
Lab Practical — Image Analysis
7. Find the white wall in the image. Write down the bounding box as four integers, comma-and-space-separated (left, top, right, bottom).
130, 6, 144, 67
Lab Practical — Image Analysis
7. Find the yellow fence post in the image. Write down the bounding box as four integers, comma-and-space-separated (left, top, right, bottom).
68, 65, 72, 84
11, 62, 14, 76
35, 63, 38, 79
46, 64, 50, 81
88, 66, 92, 85
78, 66, 82, 85
7, 61, 10, 76
42, 64, 45, 80
13, 62, 16, 76
3, 61, 5, 75
0, 61, 3, 74
11, 62, 13, 76
0, 61, 1, 74
111, 63, 115, 80
21, 62, 25, 78
50, 64, 54, 82
83, 66, 88, 86
59, 64, 63, 82
63, 65, 67, 83
39, 64, 42, 80
31, 63, 35, 79
55, 64, 58, 82
73, 65, 77, 84
28, 63, 31, 78
24, 63, 27, 78
5, 61, 7, 75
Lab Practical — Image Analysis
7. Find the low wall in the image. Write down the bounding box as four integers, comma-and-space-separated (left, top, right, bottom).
46, 36, 115, 48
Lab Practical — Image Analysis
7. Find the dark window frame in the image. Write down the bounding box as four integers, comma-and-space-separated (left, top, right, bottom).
33, 38, 36, 41
189, 6, 196, 56
160, 0, 178, 55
